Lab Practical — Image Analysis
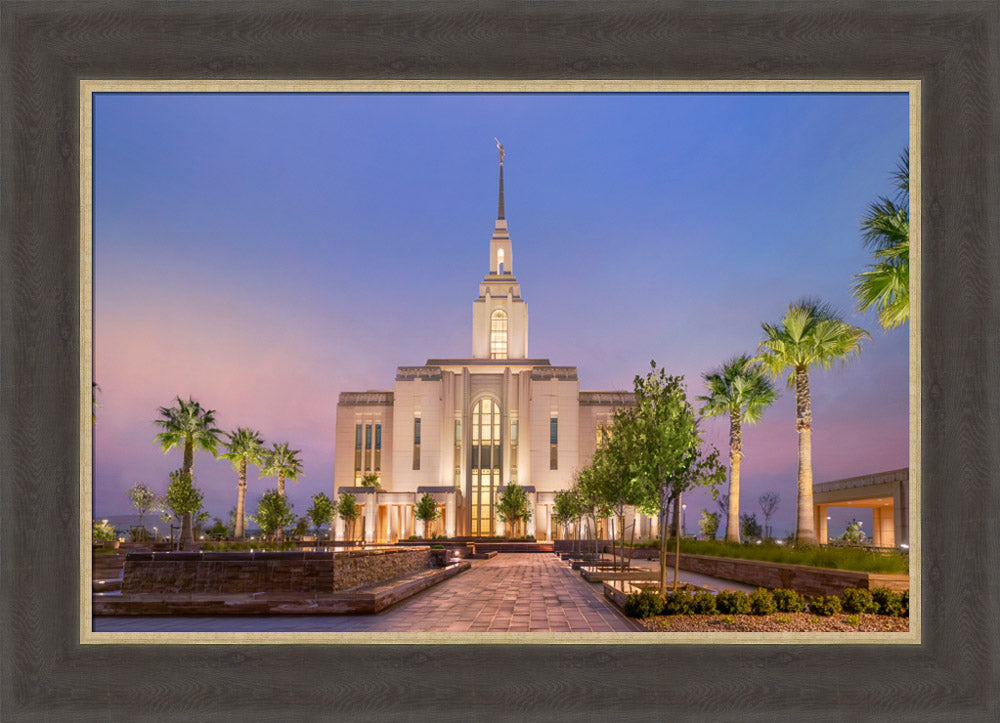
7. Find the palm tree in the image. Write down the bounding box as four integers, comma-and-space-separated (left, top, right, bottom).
698, 355, 778, 543
261, 442, 303, 542
154, 396, 222, 543
852, 149, 909, 329
757, 299, 870, 546
221, 428, 266, 540
261, 442, 303, 498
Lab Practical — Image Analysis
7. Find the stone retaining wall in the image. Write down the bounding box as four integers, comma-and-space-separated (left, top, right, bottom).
122, 548, 431, 595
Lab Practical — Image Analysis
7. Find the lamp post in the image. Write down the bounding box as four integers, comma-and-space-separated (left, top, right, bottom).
826, 515, 832, 543
681, 503, 687, 537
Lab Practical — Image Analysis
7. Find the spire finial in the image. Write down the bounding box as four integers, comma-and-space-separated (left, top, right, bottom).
494, 138, 505, 219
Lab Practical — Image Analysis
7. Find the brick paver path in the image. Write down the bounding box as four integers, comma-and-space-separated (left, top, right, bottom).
94, 553, 641, 633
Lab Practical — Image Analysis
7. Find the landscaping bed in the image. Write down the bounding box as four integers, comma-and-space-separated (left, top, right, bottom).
641, 613, 909, 633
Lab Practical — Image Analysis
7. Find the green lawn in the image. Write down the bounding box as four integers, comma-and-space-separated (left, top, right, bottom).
652, 539, 909, 574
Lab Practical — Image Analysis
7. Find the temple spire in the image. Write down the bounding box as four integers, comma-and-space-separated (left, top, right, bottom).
494, 138, 505, 219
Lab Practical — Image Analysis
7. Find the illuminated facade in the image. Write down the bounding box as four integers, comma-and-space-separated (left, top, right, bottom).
334, 150, 634, 540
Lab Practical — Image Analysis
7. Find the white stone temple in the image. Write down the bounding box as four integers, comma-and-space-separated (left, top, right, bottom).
333, 145, 635, 541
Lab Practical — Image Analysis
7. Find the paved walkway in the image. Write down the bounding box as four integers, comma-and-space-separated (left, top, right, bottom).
94, 553, 642, 633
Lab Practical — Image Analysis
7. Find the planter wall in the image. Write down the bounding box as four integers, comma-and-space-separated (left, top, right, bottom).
121, 547, 432, 595
602, 546, 908, 596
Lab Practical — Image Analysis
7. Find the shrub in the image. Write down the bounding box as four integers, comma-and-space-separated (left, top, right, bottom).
844, 615, 861, 625
663, 590, 695, 616
808, 595, 842, 616
92, 519, 118, 543
624, 589, 664, 619
841, 588, 877, 614
899, 590, 909, 617
749, 588, 777, 616
691, 591, 718, 615
772, 588, 805, 613
430, 544, 445, 549
871, 588, 903, 616
716, 590, 751, 615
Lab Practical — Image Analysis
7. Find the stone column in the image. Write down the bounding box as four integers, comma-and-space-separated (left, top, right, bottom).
445, 494, 457, 538
527, 493, 537, 538
388, 504, 398, 543
335, 515, 344, 542
364, 494, 377, 543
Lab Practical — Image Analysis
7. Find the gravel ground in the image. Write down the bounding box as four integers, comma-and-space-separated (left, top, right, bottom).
639, 613, 909, 633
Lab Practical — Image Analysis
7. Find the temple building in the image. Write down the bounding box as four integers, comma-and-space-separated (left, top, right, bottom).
333, 145, 635, 541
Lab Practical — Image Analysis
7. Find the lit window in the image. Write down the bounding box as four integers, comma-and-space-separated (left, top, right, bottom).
374, 424, 381, 472
550, 416, 558, 470
490, 309, 508, 359
354, 424, 363, 484
412, 416, 421, 470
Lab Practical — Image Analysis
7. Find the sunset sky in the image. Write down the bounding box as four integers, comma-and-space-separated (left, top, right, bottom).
92, 91, 909, 538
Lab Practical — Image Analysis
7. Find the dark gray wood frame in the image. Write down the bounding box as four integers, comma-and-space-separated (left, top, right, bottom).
2, 1, 998, 719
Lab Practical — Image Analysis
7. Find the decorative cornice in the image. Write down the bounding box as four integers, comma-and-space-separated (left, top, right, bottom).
338, 391, 394, 406
579, 390, 636, 406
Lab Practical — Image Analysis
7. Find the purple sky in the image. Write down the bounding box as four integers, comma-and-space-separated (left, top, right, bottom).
92, 92, 909, 538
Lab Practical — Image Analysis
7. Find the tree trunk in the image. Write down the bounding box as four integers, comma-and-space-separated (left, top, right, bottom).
725, 408, 742, 543
659, 503, 669, 594
235, 457, 247, 539
181, 512, 193, 546
794, 367, 818, 546
673, 491, 683, 591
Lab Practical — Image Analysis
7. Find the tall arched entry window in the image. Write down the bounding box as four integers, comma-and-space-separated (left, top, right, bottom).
470, 398, 501, 536
490, 309, 508, 359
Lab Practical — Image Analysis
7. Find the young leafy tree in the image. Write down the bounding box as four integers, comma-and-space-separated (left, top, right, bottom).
414, 493, 440, 539
852, 149, 909, 330
582, 419, 645, 571
127, 482, 157, 535
162, 469, 204, 546
698, 355, 778, 543
338, 491, 361, 542
740, 512, 762, 540
154, 396, 222, 542
757, 299, 870, 546
306, 492, 336, 545
757, 491, 780, 540
628, 362, 726, 592
552, 486, 584, 550
496, 482, 533, 539
254, 489, 295, 542
576, 462, 613, 556
698, 509, 720, 539
221, 428, 266, 540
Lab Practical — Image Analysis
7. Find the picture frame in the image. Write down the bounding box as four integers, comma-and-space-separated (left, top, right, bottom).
2, 1, 997, 718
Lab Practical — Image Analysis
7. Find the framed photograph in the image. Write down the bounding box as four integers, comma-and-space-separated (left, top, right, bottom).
81, 81, 917, 646
3, 1, 997, 719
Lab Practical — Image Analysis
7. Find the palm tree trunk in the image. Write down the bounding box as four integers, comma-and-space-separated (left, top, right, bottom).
726, 408, 742, 543
795, 367, 818, 546
235, 457, 247, 539
276, 473, 286, 541
182, 439, 195, 543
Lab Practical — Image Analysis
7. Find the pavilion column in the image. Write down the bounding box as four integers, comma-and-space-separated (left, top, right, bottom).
816, 505, 828, 544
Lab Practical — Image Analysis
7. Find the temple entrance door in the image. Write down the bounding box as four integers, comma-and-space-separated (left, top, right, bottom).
470, 398, 501, 536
